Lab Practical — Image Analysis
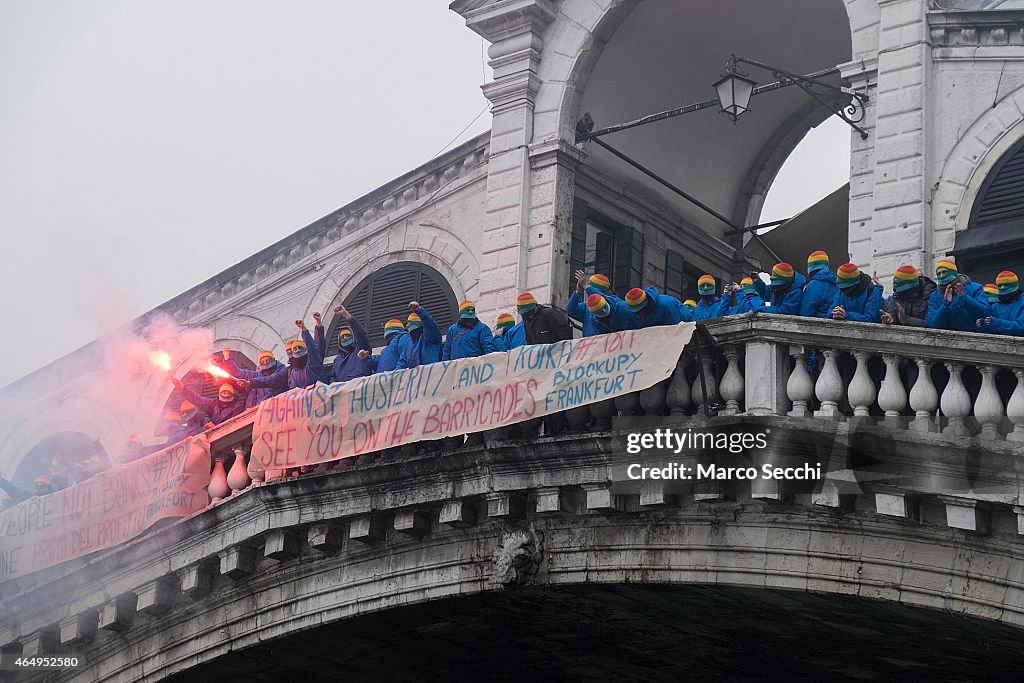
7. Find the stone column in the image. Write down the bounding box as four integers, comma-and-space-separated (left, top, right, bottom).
857, 0, 931, 279
453, 0, 560, 317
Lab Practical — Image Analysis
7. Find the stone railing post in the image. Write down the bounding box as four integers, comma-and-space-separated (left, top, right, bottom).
786, 345, 813, 417
1007, 369, 1024, 442
718, 345, 744, 416
208, 458, 229, 505
909, 357, 938, 433
691, 355, 718, 415
975, 365, 1005, 441
742, 341, 787, 416
848, 350, 877, 420
814, 349, 845, 419
941, 362, 972, 438
877, 354, 907, 428
665, 353, 692, 415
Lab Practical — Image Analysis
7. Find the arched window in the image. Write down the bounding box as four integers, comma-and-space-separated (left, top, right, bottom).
157, 350, 256, 435
952, 135, 1024, 284
9, 432, 110, 493
324, 262, 457, 354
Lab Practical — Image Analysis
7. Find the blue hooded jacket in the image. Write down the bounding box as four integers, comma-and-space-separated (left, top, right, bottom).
799, 268, 839, 318
397, 307, 444, 369
568, 286, 631, 336
733, 292, 768, 314
629, 287, 687, 328
983, 292, 1024, 335
926, 279, 988, 332
767, 272, 807, 315
693, 295, 724, 321
831, 275, 884, 323
221, 358, 288, 408
372, 332, 411, 373
494, 321, 527, 351
592, 297, 640, 334
442, 318, 499, 360
331, 315, 373, 383
251, 328, 328, 390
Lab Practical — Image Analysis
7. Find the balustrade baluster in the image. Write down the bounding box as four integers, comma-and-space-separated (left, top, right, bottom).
208, 459, 229, 505
590, 399, 617, 431
909, 358, 939, 433
941, 362, 973, 437
639, 378, 669, 416
975, 365, 1005, 440
665, 355, 692, 415
877, 354, 908, 429
226, 447, 251, 494
814, 349, 844, 419
786, 347, 813, 417
1007, 369, 1024, 442
848, 351, 877, 420
718, 346, 744, 416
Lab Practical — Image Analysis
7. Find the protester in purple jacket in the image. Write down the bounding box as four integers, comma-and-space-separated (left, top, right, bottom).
330, 305, 373, 382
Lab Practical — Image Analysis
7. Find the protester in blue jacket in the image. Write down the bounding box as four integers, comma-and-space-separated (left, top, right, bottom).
567, 271, 631, 334
587, 293, 638, 334
624, 286, 687, 327
926, 259, 989, 332
799, 250, 839, 318
760, 263, 806, 314
730, 277, 768, 314
830, 263, 883, 323
443, 300, 499, 360
329, 305, 373, 383
977, 270, 1024, 336
692, 275, 724, 321
371, 320, 411, 373
493, 313, 526, 351
216, 348, 287, 408
397, 303, 444, 369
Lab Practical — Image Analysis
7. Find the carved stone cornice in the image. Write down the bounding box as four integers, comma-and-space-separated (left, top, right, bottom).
451, 0, 558, 44
928, 8, 1024, 46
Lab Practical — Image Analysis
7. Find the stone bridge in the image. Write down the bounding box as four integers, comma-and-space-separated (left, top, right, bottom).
5, 317, 1024, 680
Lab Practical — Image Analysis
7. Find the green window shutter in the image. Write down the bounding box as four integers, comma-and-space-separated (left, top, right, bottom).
615, 226, 644, 291
665, 249, 684, 299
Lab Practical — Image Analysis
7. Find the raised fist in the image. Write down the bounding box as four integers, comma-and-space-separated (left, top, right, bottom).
408, 301, 421, 312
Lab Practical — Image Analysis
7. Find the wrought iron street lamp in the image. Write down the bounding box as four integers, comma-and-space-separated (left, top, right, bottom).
714, 55, 869, 139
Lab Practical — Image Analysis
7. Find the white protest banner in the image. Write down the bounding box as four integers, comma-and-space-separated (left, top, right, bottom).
250, 323, 695, 471
0, 435, 211, 581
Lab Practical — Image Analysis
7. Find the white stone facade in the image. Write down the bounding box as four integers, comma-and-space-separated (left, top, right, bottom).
4, 0, 1024, 480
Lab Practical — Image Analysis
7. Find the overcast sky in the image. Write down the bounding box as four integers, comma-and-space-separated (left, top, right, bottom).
0, 1, 849, 388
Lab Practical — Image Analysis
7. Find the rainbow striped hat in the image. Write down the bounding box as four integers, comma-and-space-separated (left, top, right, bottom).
384, 319, 405, 337
516, 292, 538, 312
407, 312, 422, 329
836, 263, 861, 289
984, 283, 999, 302
807, 250, 829, 273
697, 274, 716, 295
257, 350, 275, 367
587, 293, 610, 317
892, 265, 920, 293
997, 270, 1019, 295
770, 263, 794, 286
625, 288, 648, 312
589, 274, 611, 292
458, 300, 476, 319
682, 299, 697, 311
740, 277, 756, 294
495, 313, 515, 330
935, 259, 958, 285
285, 339, 308, 356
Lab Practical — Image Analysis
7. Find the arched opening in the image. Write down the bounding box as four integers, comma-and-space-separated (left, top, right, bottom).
156, 350, 256, 436
8, 431, 110, 493
570, 0, 853, 280
324, 261, 458, 355
165, 585, 1024, 681
952, 134, 1024, 283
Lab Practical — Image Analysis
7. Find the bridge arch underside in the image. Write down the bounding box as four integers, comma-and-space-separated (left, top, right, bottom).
173, 584, 1024, 681
572, 0, 853, 233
